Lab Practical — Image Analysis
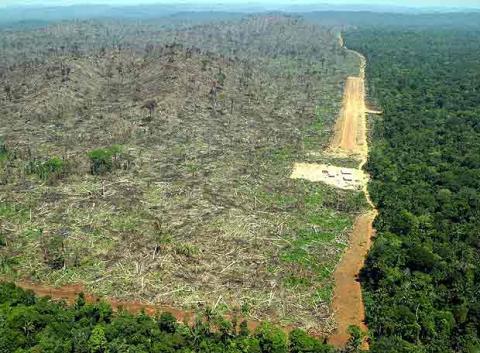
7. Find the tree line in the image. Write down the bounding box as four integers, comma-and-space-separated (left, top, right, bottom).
344, 27, 480, 352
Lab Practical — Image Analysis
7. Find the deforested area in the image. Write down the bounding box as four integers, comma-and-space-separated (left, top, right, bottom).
0, 15, 366, 333
345, 27, 480, 352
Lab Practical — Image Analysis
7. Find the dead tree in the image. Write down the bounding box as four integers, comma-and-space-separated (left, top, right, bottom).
142, 99, 157, 119
4, 84, 11, 101
209, 80, 223, 113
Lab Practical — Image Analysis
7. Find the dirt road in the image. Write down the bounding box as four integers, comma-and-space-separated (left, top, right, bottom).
286, 34, 379, 348
327, 40, 380, 349
328, 210, 376, 349
330, 76, 367, 156
9, 279, 195, 320
329, 42, 369, 156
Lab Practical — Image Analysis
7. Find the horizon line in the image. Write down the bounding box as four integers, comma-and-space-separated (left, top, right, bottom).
1, 1, 480, 10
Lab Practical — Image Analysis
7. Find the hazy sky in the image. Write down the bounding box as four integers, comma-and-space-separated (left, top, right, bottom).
1, 0, 480, 7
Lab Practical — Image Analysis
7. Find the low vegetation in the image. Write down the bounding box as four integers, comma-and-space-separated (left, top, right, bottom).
25, 157, 67, 181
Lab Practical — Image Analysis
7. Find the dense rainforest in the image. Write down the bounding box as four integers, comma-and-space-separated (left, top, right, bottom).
345, 28, 480, 352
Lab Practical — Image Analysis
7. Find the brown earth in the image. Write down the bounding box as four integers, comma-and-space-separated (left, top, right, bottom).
10, 278, 195, 321
289, 49, 376, 347
285, 38, 379, 348
328, 211, 376, 349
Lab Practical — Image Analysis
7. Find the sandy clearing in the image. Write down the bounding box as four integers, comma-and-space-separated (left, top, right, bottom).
290, 163, 367, 190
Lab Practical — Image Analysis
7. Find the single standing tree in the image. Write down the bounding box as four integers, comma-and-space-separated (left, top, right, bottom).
4, 84, 12, 101
142, 99, 157, 119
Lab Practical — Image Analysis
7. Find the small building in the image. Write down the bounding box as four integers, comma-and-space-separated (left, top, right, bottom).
343, 175, 353, 182
341, 169, 353, 175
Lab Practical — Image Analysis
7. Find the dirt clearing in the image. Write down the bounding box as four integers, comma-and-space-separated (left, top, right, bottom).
290, 163, 367, 190
327, 47, 380, 348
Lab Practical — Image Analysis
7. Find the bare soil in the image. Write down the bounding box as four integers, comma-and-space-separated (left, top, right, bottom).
328, 211, 375, 349
6, 278, 277, 333
290, 37, 380, 348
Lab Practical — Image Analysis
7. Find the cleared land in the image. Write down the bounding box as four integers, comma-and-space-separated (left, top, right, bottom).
0, 17, 363, 334
328, 211, 375, 348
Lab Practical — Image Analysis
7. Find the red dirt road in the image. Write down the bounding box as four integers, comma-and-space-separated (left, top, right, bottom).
10, 279, 195, 321
328, 211, 376, 349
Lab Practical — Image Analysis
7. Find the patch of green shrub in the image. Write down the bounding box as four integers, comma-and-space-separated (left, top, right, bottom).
26, 157, 66, 181
87, 145, 122, 175
289, 328, 335, 353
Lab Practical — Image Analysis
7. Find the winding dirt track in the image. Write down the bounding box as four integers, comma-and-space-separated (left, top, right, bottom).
328, 210, 376, 349
9, 280, 189, 317
327, 43, 379, 349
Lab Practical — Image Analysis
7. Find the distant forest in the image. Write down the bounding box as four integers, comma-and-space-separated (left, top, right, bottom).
345, 25, 480, 352
1, 5, 480, 29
